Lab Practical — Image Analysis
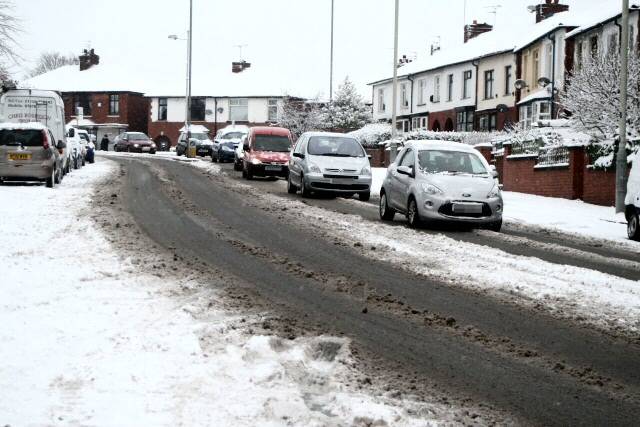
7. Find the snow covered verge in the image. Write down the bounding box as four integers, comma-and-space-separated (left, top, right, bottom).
0, 160, 474, 426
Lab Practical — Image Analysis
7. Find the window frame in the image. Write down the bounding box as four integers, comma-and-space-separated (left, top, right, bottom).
400, 83, 408, 109
229, 98, 249, 122
73, 93, 92, 116
267, 99, 278, 122
433, 75, 441, 103
462, 70, 472, 99
417, 79, 426, 105
484, 69, 494, 100
378, 88, 385, 112
447, 74, 454, 101
158, 97, 168, 121
108, 94, 120, 116
504, 65, 512, 96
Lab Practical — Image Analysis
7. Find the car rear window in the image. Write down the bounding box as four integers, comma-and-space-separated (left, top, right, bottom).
222, 132, 245, 139
254, 135, 291, 152
128, 133, 149, 141
0, 129, 43, 147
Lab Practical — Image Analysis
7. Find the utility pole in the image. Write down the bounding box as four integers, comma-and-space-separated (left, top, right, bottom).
390, 0, 400, 162
186, 0, 194, 158
616, 0, 629, 212
330, 0, 335, 101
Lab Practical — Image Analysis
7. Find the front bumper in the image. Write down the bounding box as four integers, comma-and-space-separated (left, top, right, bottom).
307, 173, 372, 193
416, 194, 503, 224
248, 163, 289, 177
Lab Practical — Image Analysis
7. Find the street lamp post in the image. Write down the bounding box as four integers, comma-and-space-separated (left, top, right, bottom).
186, 0, 194, 158
390, 0, 400, 162
330, 0, 335, 102
616, 0, 630, 213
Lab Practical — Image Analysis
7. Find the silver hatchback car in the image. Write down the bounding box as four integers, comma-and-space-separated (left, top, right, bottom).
379, 140, 503, 231
288, 132, 372, 201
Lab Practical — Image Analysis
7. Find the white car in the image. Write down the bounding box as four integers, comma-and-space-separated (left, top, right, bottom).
66, 126, 86, 169
625, 157, 640, 240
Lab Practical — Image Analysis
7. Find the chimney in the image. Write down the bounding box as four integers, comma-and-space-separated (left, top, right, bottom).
232, 60, 251, 73
79, 48, 100, 71
534, 0, 569, 23
464, 20, 493, 43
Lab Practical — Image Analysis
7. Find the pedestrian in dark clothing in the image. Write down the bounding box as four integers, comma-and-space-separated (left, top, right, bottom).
101, 134, 109, 151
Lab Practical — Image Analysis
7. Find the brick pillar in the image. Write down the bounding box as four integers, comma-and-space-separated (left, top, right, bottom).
475, 145, 493, 163
569, 146, 585, 200
502, 144, 512, 191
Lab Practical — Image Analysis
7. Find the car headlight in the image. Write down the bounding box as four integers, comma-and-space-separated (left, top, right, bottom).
421, 183, 444, 195
151, 143, 156, 148
361, 166, 371, 176
308, 163, 322, 174
487, 183, 501, 198
133, 143, 140, 148
251, 158, 262, 165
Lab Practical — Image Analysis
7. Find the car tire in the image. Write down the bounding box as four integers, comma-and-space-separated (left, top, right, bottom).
46, 168, 55, 188
234, 160, 242, 171
487, 219, 503, 232
246, 164, 253, 180
287, 174, 298, 194
242, 162, 248, 179
407, 197, 421, 228
628, 210, 640, 241
81, 156, 86, 166
359, 191, 371, 202
212, 152, 218, 163
379, 191, 396, 221
300, 174, 311, 198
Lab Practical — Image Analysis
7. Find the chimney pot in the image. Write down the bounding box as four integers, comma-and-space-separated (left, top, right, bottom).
535, 0, 569, 23
464, 21, 493, 43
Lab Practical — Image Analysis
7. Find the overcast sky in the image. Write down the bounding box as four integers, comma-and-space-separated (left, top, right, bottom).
12, 0, 605, 98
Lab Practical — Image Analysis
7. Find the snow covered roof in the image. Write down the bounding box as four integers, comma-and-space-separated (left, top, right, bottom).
513, 12, 579, 52
565, 3, 640, 39
20, 58, 311, 99
0, 121, 47, 130
518, 87, 552, 105
179, 124, 210, 133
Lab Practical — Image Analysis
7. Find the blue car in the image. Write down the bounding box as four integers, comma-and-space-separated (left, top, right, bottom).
211, 141, 236, 163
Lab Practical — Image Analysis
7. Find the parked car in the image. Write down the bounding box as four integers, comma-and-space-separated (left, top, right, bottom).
113, 132, 156, 153
234, 135, 247, 171
0, 123, 65, 188
212, 126, 249, 163
66, 126, 87, 169
625, 158, 640, 240
287, 132, 372, 200
242, 127, 293, 179
176, 126, 213, 157
378, 141, 503, 231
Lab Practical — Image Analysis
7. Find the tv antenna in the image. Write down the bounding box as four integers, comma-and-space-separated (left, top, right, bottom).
484, 5, 502, 26
234, 44, 248, 61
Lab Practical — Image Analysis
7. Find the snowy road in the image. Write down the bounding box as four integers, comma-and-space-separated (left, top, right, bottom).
102, 154, 640, 425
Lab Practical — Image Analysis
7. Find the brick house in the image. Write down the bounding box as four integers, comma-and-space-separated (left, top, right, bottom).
21, 50, 149, 143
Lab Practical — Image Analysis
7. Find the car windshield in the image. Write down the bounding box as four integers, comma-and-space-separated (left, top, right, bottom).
222, 132, 245, 140
254, 135, 291, 152
0, 129, 43, 147
79, 134, 89, 142
221, 141, 235, 148
308, 136, 365, 157
190, 133, 209, 141
418, 150, 488, 175
128, 133, 149, 141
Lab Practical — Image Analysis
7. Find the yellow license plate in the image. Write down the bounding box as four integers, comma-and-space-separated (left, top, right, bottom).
9, 153, 31, 161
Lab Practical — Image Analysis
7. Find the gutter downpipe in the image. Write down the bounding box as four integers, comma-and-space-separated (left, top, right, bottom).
547, 32, 557, 119
408, 75, 414, 128
472, 59, 479, 131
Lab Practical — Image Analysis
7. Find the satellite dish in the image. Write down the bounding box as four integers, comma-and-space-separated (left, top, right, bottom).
217, 107, 224, 114
496, 104, 509, 113
538, 77, 551, 87
514, 79, 528, 90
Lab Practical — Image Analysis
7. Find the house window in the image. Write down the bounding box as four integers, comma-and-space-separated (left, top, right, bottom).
590, 35, 598, 58
545, 44, 553, 79
576, 41, 584, 71
479, 113, 497, 132
109, 94, 120, 116
378, 88, 385, 112
484, 70, 494, 100
74, 93, 91, 116
538, 101, 552, 121
268, 99, 278, 122
401, 83, 408, 109
433, 76, 441, 103
462, 70, 472, 99
456, 110, 474, 132
520, 104, 533, 129
523, 53, 529, 82
505, 65, 512, 95
191, 97, 206, 121
533, 49, 540, 80
418, 79, 426, 105
608, 33, 618, 54
158, 97, 167, 121
411, 116, 427, 130
229, 98, 248, 121
447, 74, 454, 101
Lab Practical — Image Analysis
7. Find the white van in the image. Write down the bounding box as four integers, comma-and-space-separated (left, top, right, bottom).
625, 157, 640, 241
0, 89, 73, 172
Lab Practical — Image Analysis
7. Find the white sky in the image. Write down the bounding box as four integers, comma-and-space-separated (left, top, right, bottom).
12, 0, 606, 97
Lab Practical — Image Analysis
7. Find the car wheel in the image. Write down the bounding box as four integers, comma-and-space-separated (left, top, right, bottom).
407, 197, 421, 228
46, 167, 55, 188
212, 152, 218, 163
234, 160, 242, 171
487, 219, 503, 232
359, 191, 371, 202
81, 156, 86, 166
628, 210, 640, 241
287, 174, 298, 194
246, 164, 254, 180
242, 162, 248, 179
300, 174, 311, 198
379, 191, 396, 221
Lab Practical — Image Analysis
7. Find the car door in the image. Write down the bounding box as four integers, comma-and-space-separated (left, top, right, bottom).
389, 148, 415, 211
289, 135, 306, 186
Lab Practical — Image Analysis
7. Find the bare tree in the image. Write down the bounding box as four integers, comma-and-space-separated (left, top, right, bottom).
29, 52, 79, 77
561, 49, 640, 165
0, 1, 19, 64
277, 96, 326, 139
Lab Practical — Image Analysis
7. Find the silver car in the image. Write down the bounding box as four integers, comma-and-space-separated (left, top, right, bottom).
0, 123, 65, 188
379, 140, 503, 231
288, 132, 372, 201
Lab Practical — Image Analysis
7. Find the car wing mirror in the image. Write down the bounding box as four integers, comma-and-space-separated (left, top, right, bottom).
293, 152, 305, 159
490, 165, 499, 178
397, 165, 411, 176
57, 140, 66, 150
243, 143, 250, 151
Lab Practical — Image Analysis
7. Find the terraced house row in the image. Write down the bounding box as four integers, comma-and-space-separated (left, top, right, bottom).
369, 0, 640, 133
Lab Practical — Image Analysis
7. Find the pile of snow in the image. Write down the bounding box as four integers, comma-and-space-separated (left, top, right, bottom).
348, 123, 392, 148
0, 159, 462, 425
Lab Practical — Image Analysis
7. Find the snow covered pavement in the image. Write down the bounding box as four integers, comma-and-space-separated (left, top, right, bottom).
0, 160, 462, 426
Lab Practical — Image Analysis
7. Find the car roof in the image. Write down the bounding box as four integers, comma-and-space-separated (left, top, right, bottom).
219, 125, 249, 133
405, 140, 477, 153
0, 122, 47, 131
251, 126, 291, 136
303, 131, 358, 139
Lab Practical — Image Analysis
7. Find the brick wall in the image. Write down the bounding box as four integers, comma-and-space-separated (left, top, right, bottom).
429, 109, 457, 131
583, 168, 616, 206
62, 92, 149, 133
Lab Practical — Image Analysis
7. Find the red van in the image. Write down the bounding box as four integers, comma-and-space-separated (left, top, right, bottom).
242, 126, 293, 179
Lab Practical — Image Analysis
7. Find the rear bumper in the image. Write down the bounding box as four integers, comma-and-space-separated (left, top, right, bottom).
0, 163, 53, 180
197, 146, 213, 156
